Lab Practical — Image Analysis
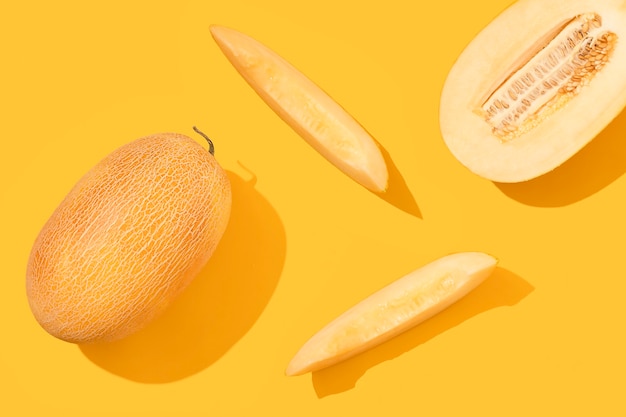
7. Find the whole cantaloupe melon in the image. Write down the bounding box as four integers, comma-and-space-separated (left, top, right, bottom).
26, 131, 232, 344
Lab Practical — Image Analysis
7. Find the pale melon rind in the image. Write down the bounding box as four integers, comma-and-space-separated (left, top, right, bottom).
285, 252, 498, 376
440, 0, 626, 183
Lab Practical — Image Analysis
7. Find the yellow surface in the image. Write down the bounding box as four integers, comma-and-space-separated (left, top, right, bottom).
1, 0, 625, 415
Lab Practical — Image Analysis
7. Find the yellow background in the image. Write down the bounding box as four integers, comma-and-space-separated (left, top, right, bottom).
2, 0, 625, 415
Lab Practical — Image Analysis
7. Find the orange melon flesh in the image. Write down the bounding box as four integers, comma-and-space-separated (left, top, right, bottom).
286, 252, 497, 376
440, 0, 626, 183
210, 25, 388, 192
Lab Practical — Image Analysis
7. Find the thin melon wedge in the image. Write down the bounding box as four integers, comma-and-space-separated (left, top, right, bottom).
286, 252, 497, 376
210, 25, 388, 192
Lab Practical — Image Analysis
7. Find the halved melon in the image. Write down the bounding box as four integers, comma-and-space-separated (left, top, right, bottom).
285, 252, 497, 376
440, 0, 626, 183
210, 25, 388, 192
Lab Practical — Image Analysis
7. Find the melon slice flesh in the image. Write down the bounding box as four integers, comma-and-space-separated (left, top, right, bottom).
440, 0, 626, 183
286, 252, 497, 376
210, 25, 388, 192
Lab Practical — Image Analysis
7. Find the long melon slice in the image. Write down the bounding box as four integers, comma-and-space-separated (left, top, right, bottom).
286, 252, 497, 376
210, 25, 388, 192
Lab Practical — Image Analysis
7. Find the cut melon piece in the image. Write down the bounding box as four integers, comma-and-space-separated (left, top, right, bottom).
440, 0, 626, 183
210, 25, 388, 192
285, 252, 497, 376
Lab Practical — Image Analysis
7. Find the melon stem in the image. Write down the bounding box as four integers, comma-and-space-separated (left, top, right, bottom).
192, 126, 215, 155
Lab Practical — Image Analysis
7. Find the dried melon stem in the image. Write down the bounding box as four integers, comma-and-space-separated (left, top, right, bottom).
479, 13, 617, 142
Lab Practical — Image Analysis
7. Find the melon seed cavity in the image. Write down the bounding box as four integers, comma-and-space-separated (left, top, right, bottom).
479, 13, 617, 142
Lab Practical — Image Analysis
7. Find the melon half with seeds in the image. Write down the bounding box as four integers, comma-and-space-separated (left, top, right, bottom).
26, 131, 232, 344
440, 0, 626, 183
286, 252, 497, 376
210, 25, 388, 193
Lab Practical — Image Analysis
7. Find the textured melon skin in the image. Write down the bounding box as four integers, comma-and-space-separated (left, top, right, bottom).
26, 133, 232, 344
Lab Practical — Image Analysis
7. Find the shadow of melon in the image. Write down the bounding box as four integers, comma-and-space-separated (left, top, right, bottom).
80, 170, 286, 383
